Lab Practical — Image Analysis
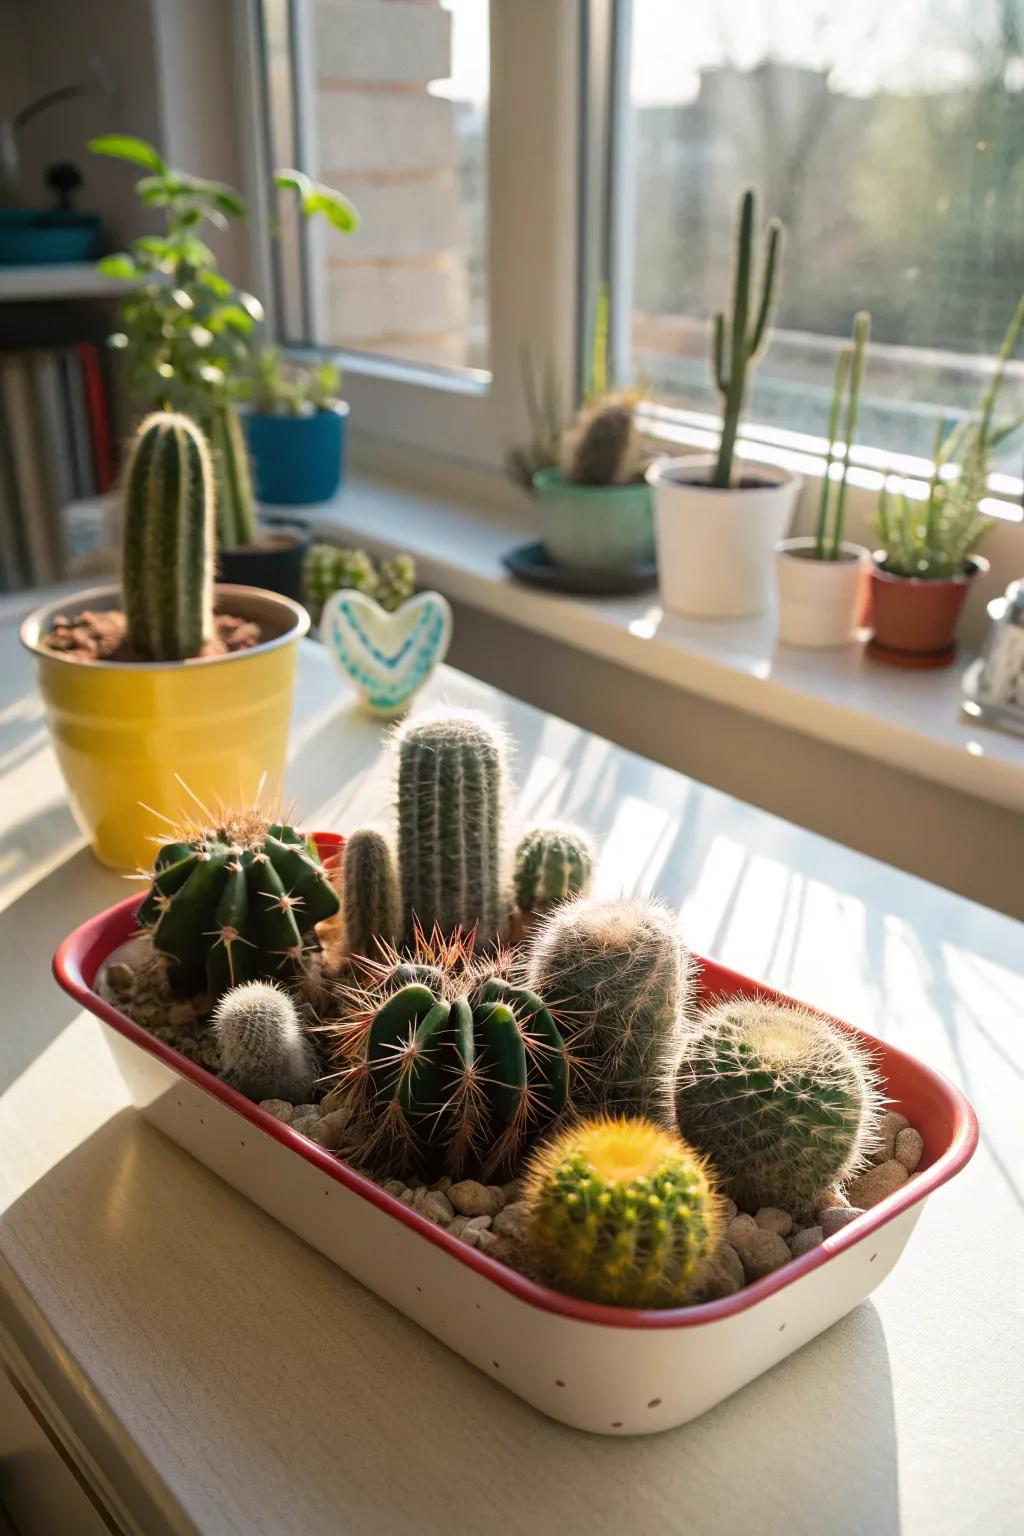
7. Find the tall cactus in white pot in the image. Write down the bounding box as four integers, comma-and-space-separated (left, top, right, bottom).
648, 188, 802, 619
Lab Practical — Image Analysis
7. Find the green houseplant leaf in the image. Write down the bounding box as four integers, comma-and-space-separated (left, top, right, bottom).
87, 134, 167, 173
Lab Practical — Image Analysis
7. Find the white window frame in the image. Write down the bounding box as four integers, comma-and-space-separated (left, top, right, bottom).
236, 0, 583, 472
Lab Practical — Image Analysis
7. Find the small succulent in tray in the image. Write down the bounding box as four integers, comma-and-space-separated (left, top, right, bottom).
521, 1116, 724, 1307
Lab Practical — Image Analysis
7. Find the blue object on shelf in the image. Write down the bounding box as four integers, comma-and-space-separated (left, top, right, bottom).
0, 210, 102, 265
244, 403, 348, 505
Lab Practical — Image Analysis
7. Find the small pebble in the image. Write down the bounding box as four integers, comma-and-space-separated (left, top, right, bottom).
502, 1179, 524, 1202
894, 1127, 924, 1173
293, 1103, 318, 1119
447, 1215, 470, 1238
488, 1185, 508, 1210
258, 1099, 294, 1124
727, 1214, 758, 1246
399, 1188, 415, 1206
688, 1248, 742, 1302
290, 1111, 320, 1139
312, 1110, 348, 1150
382, 1179, 406, 1198
433, 1175, 453, 1193
449, 1180, 503, 1217
413, 1189, 454, 1226
790, 1226, 823, 1257
847, 1159, 909, 1209
813, 1186, 850, 1212
475, 1229, 501, 1254
722, 1199, 738, 1222
820, 1206, 865, 1238
106, 962, 134, 994
730, 1227, 791, 1282
462, 1214, 492, 1233
493, 1201, 529, 1241
879, 1110, 909, 1162
755, 1207, 793, 1237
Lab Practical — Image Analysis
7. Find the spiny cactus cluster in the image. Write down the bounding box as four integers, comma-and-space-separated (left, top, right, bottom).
327, 944, 571, 1180
527, 895, 693, 1117
121, 411, 215, 662
521, 1116, 724, 1307
206, 402, 257, 548
341, 828, 399, 962
213, 980, 318, 1103
396, 713, 506, 945
711, 188, 783, 489
672, 997, 884, 1211
303, 543, 416, 620
512, 824, 593, 917
138, 809, 340, 996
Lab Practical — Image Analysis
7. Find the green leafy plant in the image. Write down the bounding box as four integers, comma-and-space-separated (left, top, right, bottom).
302, 544, 416, 619
874, 293, 1024, 579
711, 188, 784, 489
812, 311, 870, 560
249, 348, 342, 416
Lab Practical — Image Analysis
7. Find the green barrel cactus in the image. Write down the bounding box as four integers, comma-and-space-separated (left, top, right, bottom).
672, 998, 884, 1211
396, 713, 506, 943
342, 828, 399, 961
121, 410, 215, 662
206, 402, 257, 548
512, 824, 593, 916
374, 553, 416, 613
329, 972, 569, 1180
138, 812, 341, 997
213, 980, 318, 1103
521, 1116, 724, 1307
526, 895, 693, 1116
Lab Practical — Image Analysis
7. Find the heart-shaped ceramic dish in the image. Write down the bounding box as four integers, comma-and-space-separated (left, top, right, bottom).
321, 588, 452, 716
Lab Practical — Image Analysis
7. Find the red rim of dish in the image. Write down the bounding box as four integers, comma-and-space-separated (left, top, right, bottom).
53, 835, 979, 1333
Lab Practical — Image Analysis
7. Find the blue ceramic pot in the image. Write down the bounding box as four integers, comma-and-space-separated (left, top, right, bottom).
244, 403, 348, 505
532, 467, 655, 574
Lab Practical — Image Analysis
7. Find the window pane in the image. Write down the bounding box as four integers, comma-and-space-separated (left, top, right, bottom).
626, 0, 1024, 468
267, 0, 489, 374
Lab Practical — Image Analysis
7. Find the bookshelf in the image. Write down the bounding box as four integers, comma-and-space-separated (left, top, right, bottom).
0, 263, 129, 303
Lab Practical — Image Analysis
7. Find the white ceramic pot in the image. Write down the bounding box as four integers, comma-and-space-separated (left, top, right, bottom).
648, 454, 802, 619
775, 537, 870, 649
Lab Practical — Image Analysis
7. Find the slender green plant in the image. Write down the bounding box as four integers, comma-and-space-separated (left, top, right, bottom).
874, 292, 1024, 579
249, 348, 341, 416
813, 311, 870, 560
712, 189, 783, 488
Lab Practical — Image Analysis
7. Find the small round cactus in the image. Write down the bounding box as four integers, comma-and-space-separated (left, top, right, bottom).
672, 998, 884, 1211
526, 895, 694, 1116
521, 1116, 724, 1307
512, 824, 593, 916
213, 980, 318, 1104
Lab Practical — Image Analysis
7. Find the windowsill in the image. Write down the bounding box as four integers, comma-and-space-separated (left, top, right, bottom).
305, 465, 1024, 816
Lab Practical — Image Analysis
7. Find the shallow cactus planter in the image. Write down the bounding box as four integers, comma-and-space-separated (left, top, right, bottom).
21, 584, 309, 871
55, 885, 977, 1437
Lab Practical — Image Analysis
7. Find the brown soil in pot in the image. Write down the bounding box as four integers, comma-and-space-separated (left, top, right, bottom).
43, 609, 262, 663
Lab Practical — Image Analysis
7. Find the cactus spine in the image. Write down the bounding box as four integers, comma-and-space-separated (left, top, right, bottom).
672, 998, 884, 1211
513, 825, 593, 915
137, 810, 340, 997
328, 967, 570, 1180
396, 713, 506, 943
521, 1116, 724, 1307
526, 895, 693, 1116
712, 189, 783, 488
213, 980, 318, 1103
121, 411, 214, 661
342, 829, 399, 961
207, 402, 257, 548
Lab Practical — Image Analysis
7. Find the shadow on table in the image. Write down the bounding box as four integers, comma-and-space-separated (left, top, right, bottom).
0, 1106, 901, 1536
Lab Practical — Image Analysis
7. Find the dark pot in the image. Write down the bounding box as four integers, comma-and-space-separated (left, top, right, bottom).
218, 518, 313, 604
867, 553, 988, 668
244, 404, 348, 505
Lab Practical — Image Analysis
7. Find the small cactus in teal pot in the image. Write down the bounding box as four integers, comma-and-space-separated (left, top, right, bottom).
121, 410, 215, 661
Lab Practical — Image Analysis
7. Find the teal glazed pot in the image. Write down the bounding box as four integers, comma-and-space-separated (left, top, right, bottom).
532, 467, 655, 574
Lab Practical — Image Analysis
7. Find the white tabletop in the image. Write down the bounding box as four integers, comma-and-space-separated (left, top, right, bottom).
0, 589, 1020, 1536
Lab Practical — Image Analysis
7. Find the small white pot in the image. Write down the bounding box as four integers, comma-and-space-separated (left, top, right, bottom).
775, 537, 870, 649
648, 454, 802, 619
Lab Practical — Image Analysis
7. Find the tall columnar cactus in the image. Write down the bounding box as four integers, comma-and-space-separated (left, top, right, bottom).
213, 980, 318, 1103
712, 188, 783, 489
206, 402, 257, 549
672, 998, 884, 1211
563, 402, 636, 486
342, 828, 399, 961
137, 810, 340, 997
121, 411, 215, 662
328, 969, 570, 1180
521, 1116, 724, 1307
526, 895, 693, 1116
513, 825, 593, 916
396, 713, 506, 942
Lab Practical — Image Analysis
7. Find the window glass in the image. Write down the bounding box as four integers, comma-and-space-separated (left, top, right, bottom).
627, 0, 1024, 467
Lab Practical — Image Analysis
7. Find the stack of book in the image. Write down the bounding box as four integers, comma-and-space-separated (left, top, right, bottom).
0, 343, 113, 591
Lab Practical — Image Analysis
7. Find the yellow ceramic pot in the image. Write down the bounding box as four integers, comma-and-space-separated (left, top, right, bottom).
21, 584, 310, 871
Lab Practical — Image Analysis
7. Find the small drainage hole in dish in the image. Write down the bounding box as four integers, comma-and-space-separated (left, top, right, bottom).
647, 1398, 662, 1409
611, 1422, 622, 1429
416, 1285, 422, 1293
492, 1361, 500, 1371
870, 1252, 878, 1262
778, 1322, 786, 1333
555, 1379, 565, 1388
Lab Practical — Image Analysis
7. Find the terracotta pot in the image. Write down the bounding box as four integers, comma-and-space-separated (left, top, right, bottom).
867, 554, 988, 668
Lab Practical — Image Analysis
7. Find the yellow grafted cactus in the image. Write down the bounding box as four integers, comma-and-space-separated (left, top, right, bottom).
521, 1116, 724, 1308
